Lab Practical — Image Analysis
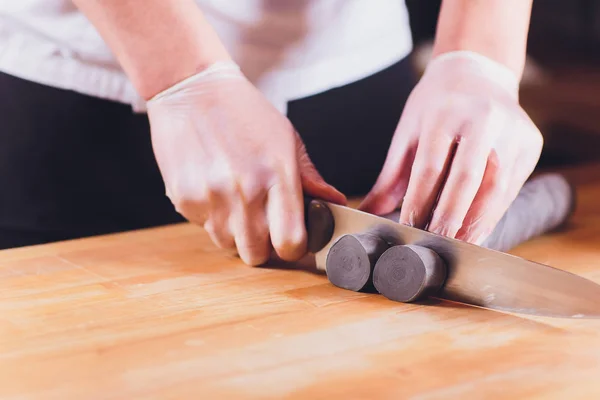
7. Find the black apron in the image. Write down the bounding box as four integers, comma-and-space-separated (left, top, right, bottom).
0, 56, 416, 249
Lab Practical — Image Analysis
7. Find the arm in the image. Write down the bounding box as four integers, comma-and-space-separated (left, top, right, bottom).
72, 0, 231, 99
431, 0, 533, 79
72, 0, 345, 266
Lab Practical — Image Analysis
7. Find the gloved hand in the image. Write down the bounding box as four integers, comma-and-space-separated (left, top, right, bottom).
359, 51, 543, 245
146, 61, 346, 265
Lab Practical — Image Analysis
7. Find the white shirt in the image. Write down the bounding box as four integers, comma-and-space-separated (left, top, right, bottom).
0, 0, 413, 114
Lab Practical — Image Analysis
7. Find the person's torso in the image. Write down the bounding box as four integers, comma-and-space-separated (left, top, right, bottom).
0, 0, 413, 112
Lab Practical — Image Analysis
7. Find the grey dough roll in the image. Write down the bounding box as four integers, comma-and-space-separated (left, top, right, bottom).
372, 244, 447, 302
326, 232, 389, 292
481, 173, 576, 252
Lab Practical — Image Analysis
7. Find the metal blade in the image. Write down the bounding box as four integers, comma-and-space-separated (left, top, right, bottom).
315, 203, 600, 319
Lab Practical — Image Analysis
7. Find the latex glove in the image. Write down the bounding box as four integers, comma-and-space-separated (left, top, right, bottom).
146, 61, 346, 265
359, 51, 543, 244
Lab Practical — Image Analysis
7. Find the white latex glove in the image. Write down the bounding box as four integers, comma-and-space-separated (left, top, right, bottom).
146, 61, 346, 265
359, 51, 543, 245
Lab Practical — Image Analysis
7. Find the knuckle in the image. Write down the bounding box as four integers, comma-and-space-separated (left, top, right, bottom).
476, 98, 497, 115
173, 196, 206, 217
204, 222, 235, 250
520, 121, 544, 150
207, 173, 237, 197
168, 181, 209, 216
400, 206, 420, 228
273, 235, 303, 254
457, 168, 479, 185
431, 223, 462, 239
418, 162, 445, 180
209, 168, 270, 205
234, 219, 271, 266
240, 249, 270, 267
431, 211, 463, 233
273, 227, 307, 261
531, 130, 544, 151
238, 240, 270, 266
488, 172, 509, 194
240, 174, 269, 204
249, 254, 270, 267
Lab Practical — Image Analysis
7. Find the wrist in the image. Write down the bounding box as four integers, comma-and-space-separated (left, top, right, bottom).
431, 41, 525, 82
432, 0, 532, 81
134, 43, 233, 101
72, 0, 236, 101
425, 51, 520, 99
147, 60, 244, 103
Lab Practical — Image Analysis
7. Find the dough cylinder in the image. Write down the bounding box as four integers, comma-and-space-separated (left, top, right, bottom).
372, 244, 447, 302
326, 232, 390, 292
481, 173, 576, 252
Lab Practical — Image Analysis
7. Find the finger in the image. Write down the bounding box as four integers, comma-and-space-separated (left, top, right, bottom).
298, 158, 346, 205
203, 193, 236, 250
427, 133, 491, 239
168, 176, 210, 225
358, 113, 419, 215
203, 219, 236, 250
231, 201, 271, 266
454, 151, 505, 243
457, 149, 535, 245
267, 181, 307, 262
456, 114, 541, 244
358, 143, 416, 215
398, 115, 462, 228
295, 132, 346, 205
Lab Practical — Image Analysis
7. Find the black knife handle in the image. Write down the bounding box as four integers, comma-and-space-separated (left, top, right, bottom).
304, 195, 335, 253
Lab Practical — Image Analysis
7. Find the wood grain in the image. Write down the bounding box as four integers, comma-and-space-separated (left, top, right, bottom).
1, 164, 600, 399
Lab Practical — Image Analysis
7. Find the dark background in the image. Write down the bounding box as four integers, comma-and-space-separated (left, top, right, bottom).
405, 1, 600, 169
406, 0, 600, 62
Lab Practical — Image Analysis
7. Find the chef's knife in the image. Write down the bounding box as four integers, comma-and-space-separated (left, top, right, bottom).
304, 198, 600, 319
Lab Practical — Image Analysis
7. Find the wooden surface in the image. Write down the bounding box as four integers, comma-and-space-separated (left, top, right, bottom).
2, 164, 600, 399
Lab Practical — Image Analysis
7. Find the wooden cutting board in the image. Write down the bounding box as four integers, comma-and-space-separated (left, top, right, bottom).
1, 163, 600, 399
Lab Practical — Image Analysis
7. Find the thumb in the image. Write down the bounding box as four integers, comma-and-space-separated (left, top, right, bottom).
358, 140, 415, 215
295, 132, 347, 205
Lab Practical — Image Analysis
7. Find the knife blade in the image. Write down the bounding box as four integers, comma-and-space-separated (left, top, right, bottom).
305, 199, 600, 319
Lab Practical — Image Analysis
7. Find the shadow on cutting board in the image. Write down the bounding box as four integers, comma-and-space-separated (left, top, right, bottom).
260, 253, 326, 276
